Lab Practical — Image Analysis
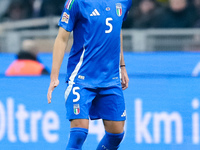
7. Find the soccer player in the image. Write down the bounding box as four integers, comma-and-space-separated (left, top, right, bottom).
47, 0, 132, 149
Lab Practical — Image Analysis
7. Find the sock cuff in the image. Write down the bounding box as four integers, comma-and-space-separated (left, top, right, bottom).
105, 131, 125, 137
70, 127, 88, 134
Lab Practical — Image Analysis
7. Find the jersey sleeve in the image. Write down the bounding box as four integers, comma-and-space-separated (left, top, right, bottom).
58, 0, 79, 32
123, 0, 132, 21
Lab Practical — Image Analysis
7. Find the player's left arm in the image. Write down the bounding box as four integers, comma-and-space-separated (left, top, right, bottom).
120, 30, 129, 90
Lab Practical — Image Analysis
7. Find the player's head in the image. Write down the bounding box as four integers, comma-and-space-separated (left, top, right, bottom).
169, 0, 187, 12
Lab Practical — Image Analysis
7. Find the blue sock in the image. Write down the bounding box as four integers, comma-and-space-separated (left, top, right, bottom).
96, 131, 125, 150
66, 127, 88, 150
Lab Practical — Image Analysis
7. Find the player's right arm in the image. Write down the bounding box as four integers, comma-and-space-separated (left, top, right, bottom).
47, 27, 70, 104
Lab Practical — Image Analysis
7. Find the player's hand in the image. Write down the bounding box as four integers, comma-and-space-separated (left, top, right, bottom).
121, 67, 129, 90
47, 79, 59, 104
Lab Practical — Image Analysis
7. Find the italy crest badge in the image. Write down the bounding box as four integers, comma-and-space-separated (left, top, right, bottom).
74, 104, 80, 115
116, 3, 122, 17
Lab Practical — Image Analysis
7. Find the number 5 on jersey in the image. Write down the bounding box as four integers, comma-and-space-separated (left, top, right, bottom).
105, 18, 113, 33
73, 87, 80, 102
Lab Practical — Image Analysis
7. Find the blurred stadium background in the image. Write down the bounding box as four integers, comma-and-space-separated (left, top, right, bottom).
0, 0, 200, 150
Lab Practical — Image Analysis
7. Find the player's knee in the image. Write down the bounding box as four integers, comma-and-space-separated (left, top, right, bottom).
104, 120, 125, 134
66, 127, 88, 150
70, 119, 89, 129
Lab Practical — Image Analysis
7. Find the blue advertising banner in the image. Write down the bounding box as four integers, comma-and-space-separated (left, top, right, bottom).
0, 52, 200, 150
1, 52, 200, 76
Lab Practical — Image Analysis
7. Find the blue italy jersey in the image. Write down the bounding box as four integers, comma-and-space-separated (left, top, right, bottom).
58, 0, 132, 87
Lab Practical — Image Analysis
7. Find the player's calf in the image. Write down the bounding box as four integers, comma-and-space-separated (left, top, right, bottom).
96, 131, 125, 150
66, 127, 88, 150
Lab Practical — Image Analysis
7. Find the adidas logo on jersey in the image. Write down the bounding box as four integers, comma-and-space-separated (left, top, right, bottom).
90, 9, 100, 16
121, 110, 126, 117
